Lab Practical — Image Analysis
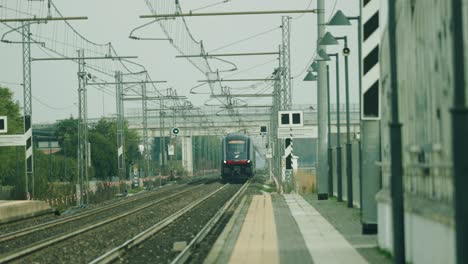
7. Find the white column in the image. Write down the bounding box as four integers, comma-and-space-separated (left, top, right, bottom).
182, 132, 194, 176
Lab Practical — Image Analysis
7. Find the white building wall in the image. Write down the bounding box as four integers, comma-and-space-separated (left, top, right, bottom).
377, 0, 459, 263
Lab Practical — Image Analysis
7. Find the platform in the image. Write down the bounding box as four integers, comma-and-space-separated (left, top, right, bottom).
205, 193, 376, 264
0, 200, 54, 224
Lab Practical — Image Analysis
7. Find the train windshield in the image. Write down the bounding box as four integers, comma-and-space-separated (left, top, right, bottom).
227, 140, 248, 160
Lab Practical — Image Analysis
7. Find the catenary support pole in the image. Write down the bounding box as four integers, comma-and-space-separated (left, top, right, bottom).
388, 2, 406, 263
316, 0, 329, 200
281, 16, 292, 109
22, 22, 33, 199
77, 49, 89, 205
141, 82, 149, 178
115, 71, 126, 180
450, 0, 468, 263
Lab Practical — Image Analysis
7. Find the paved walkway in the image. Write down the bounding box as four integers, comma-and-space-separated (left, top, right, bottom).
301, 194, 392, 264
284, 194, 368, 264
272, 195, 314, 264
210, 192, 390, 264
229, 194, 279, 264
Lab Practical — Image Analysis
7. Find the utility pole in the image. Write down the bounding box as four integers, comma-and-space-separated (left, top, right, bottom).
141, 82, 150, 178
115, 71, 126, 180
22, 22, 33, 199
281, 16, 292, 110
2, 12, 87, 200
77, 49, 89, 205
19, 40, 135, 204
316, 0, 329, 200
159, 99, 164, 178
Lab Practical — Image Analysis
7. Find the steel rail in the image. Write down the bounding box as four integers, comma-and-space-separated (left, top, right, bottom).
0, 181, 213, 263
171, 181, 251, 264
0, 178, 208, 243
89, 184, 231, 264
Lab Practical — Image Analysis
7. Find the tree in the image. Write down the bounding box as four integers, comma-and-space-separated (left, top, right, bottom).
0, 87, 25, 197
55, 117, 78, 158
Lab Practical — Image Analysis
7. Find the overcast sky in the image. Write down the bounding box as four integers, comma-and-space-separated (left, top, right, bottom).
0, 0, 359, 123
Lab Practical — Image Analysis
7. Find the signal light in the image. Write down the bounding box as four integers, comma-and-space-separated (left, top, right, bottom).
343, 47, 351, 57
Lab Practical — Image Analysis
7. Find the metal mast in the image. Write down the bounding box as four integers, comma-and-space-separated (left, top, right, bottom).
281, 16, 292, 110
77, 49, 89, 204
22, 22, 33, 198
141, 82, 150, 178
115, 71, 126, 179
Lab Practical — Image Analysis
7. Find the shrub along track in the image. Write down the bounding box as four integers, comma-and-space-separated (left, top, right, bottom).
0, 179, 221, 263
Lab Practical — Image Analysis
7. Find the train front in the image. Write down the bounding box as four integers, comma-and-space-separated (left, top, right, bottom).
221, 134, 253, 180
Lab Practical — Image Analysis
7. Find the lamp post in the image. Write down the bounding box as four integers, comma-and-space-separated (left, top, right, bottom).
326, 65, 333, 197
317, 49, 343, 202
328, 53, 343, 202
328, 9, 362, 209
451, 0, 468, 262
320, 32, 353, 208
320, 34, 349, 203
328, 10, 362, 112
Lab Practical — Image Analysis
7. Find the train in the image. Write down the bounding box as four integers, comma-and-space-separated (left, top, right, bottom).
221, 133, 255, 181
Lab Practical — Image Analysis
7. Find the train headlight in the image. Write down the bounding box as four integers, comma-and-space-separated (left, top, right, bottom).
223, 160, 227, 164
247, 160, 251, 163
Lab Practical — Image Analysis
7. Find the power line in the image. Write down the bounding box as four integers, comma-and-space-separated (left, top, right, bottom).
208, 26, 280, 53
33, 95, 76, 110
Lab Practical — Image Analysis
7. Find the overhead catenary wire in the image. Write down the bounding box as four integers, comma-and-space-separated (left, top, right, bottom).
207, 26, 281, 53
190, 0, 233, 12
33, 95, 76, 110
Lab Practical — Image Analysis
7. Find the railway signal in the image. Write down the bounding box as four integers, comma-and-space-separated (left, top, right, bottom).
172, 127, 180, 136
285, 138, 293, 170
260, 126, 267, 136
0, 116, 7, 133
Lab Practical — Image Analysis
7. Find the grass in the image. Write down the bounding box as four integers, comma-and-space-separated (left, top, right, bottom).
377, 248, 394, 260
128, 187, 144, 194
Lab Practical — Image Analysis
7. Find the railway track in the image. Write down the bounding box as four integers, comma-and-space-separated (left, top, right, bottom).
91, 180, 250, 264
0, 178, 219, 263
0, 179, 203, 242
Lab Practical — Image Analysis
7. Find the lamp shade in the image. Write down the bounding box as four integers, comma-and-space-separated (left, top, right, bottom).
328, 10, 352, 26
319, 32, 339, 46
308, 61, 319, 72
317, 49, 330, 61
303, 72, 318, 81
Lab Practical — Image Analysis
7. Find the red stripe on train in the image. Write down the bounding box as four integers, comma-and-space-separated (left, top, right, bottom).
226, 160, 249, 165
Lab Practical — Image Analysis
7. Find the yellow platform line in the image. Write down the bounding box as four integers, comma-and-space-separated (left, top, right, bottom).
229, 194, 280, 264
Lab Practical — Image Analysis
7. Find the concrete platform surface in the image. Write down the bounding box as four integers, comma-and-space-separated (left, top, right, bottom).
207, 192, 384, 264
0, 200, 53, 224
229, 194, 279, 264
284, 194, 368, 264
